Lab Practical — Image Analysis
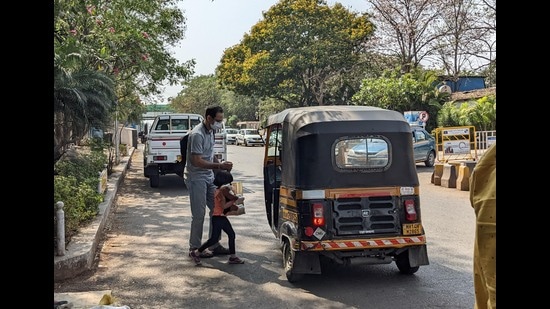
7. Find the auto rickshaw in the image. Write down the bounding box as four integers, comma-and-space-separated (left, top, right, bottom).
262, 106, 429, 282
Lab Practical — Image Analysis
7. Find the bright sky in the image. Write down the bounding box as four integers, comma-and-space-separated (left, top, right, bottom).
162, 0, 370, 100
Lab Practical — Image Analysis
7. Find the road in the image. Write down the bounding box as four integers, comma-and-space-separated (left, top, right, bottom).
54, 144, 476, 309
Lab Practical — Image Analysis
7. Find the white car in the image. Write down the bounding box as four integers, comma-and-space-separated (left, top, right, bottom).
236, 129, 264, 147
224, 128, 239, 145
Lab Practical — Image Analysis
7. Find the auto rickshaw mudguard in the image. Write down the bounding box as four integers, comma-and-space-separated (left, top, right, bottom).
406, 245, 430, 267
279, 220, 298, 244
280, 222, 322, 275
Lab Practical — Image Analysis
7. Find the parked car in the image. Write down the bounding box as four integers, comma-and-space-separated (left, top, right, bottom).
411, 126, 436, 167
236, 128, 264, 147
224, 128, 239, 145
345, 138, 388, 166
345, 126, 436, 167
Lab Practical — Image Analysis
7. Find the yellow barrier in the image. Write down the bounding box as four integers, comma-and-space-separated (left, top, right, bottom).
432, 163, 444, 185
456, 165, 470, 191
441, 163, 461, 188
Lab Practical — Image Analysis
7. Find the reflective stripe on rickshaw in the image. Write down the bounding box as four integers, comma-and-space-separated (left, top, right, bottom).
300, 236, 426, 250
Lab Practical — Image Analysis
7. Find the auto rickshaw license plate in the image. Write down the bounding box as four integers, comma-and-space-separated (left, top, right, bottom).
402, 223, 422, 235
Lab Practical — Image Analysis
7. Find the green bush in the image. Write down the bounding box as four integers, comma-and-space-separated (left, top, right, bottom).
53, 147, 107, 249
437, 95, 496, 131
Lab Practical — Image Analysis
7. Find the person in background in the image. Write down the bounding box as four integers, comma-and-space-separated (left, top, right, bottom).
185, 106, 234, 259
469, 142, 496, 309
189, 170, 245, 266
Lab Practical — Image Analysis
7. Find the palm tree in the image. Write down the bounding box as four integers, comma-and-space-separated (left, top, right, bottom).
54, 53, 116, 162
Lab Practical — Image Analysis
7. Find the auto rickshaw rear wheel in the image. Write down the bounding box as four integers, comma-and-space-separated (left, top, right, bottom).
395, 250, 420, 274
282, 240, 304, 283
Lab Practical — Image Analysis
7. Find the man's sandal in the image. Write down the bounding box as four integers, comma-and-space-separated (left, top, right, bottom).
228, 256, 244, 264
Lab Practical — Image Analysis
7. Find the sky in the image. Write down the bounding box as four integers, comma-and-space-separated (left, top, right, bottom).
162, 0, 371, 101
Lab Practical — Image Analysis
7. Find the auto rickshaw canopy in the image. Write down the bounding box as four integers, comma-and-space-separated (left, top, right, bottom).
266, 106, 419, 189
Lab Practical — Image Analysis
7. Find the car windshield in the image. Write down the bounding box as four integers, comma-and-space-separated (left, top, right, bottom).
243, 129, 258, 135
226, 129, 238, 134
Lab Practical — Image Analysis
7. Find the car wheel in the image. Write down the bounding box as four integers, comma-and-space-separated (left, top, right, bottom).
395, 250, 420, 274
149, 175, 160, 188
283, 240, 303, 283
424, 151, 436, 167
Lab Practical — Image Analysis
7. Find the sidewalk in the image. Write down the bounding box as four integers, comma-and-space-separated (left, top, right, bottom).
54, 290, 112, 309
54, 146, 137, 307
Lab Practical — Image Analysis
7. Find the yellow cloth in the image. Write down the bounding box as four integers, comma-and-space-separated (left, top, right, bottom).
469, 143, 496, 309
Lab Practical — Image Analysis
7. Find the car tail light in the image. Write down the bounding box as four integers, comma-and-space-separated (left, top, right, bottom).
404, 199, 417, 221
312, 203, 325, 226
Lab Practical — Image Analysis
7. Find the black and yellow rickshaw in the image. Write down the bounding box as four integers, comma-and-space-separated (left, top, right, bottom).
262, 105, 429, 282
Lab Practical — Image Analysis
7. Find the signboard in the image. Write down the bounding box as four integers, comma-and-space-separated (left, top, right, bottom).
436, 126, 476, 161
443, 140, 471, 154
404, 111, 428, 127
442, 128, 469, 135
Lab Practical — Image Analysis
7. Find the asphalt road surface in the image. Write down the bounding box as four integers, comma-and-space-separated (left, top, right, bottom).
54, 144, 476, 309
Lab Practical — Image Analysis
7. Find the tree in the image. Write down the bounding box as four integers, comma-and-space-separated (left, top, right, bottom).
366, 0, 495, 79
430, 0, 495, 77
366, 0, 444, 73
437, 95, 495, 131
170, 75, 262, 124
352, 68, 449, 131
54, 0, 195, 126
170, 75, 223, 115
54, 52, 117, 162
217, 0, 375, 107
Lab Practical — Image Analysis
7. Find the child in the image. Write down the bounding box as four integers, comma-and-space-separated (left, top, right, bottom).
189, 170, 245, 266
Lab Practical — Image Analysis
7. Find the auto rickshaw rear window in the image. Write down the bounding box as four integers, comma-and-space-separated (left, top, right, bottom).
335, 137, 389, 169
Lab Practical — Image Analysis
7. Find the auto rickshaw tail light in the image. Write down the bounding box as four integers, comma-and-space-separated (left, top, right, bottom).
312, 203, 325, 226
404, 199, 417, 221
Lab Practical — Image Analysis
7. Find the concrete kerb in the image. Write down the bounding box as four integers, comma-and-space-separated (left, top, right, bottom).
54, 147, 135, 282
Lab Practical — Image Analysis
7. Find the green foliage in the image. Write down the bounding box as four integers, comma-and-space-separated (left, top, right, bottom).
54, 146, 107, 248
54, 175, 104, 247
54, 0, 194, 158
352, 68, 449, 131
170, 75, 223, 115
217, 0, 375, 106
170, 74, 263, 124
53, 52, 117, 161
55, 150, 107, 186
54, 0, 193, 97
437, 95, 496, 131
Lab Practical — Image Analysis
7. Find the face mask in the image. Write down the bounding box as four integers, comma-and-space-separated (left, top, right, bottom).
212, 121, 223, 131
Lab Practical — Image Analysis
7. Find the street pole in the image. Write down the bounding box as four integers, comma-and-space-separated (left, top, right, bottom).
115, 106, 119, 165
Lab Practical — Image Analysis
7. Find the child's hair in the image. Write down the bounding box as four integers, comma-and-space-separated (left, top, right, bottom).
214, 170, 233, 188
